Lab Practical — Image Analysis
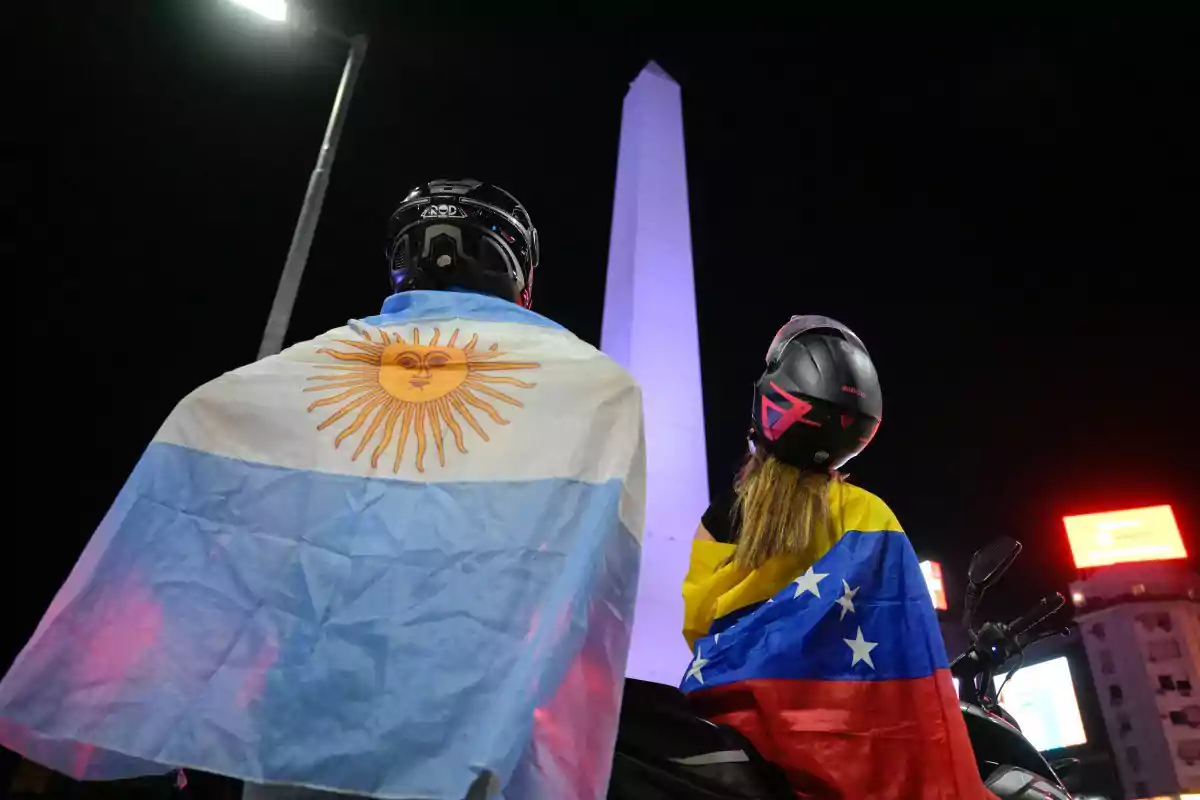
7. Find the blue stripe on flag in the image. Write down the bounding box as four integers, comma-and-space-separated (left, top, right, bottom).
682, 530, 945, 691
364, 290, 567, 332
708, 600, 765, 638
0, 443, 638, 798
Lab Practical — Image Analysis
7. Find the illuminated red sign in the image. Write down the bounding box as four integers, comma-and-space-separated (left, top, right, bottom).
920, 560, 948, 611
1063, 505, 1187, 569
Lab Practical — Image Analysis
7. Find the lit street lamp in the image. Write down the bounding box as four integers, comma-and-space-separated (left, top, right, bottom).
228, 0, 368, 359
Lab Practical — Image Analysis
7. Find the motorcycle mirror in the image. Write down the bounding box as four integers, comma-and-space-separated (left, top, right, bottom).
967, 537, 1023, 590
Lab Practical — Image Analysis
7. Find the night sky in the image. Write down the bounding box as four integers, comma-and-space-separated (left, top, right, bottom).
12, 5, 1197, 676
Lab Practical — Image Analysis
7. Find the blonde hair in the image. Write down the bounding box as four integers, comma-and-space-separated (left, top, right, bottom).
731, 449, 839, 570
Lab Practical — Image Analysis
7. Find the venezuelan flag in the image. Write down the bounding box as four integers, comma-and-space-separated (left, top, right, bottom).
0, 291, 645, 800
681, 483, 991, 799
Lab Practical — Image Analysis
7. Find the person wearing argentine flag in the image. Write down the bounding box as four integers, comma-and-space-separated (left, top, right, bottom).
0, 180, 646, 800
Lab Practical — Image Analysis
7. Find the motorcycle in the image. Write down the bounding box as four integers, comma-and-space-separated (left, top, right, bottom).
951, 536, 1077, 799
609, 536, 1079, 799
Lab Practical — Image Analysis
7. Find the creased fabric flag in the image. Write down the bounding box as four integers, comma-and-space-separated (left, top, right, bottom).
0, 291, 646, 800
680, 483, 993, 799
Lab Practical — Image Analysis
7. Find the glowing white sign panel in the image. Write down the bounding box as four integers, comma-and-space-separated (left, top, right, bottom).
230, 0, 288, 22
993, 657, 1087, 751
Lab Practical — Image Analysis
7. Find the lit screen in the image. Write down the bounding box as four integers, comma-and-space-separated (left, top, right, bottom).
919, 560, 948, 610
993, 657, 1087, 751
1063, 505, 1186, 568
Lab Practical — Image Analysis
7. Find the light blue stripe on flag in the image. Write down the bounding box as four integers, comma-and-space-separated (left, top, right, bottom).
362, 290, 568, 332
0, 443, 639, 799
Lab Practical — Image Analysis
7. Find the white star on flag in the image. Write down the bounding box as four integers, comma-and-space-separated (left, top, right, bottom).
844, 626, 878, 669
792, 566, 829, 599
686, 647, 709, 684
835, 579, 860, 620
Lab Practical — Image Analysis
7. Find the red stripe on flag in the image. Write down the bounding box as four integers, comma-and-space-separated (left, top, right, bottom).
690, 669, 993, 799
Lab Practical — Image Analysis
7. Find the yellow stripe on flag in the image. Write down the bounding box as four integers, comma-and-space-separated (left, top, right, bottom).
682, 482, 903, 650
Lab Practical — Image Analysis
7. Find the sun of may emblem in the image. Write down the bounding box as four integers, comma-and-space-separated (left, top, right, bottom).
304, 327, 539, 472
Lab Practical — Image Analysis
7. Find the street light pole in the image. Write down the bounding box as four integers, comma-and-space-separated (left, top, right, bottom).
255, 31, 368, 360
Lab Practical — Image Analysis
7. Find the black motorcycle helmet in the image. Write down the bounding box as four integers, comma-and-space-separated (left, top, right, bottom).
385, 179, 540, 308
750, 315, 882, 470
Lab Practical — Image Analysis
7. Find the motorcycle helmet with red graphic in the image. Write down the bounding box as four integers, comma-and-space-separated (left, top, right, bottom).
751, 315, 882, 470
385, 179, 540, 308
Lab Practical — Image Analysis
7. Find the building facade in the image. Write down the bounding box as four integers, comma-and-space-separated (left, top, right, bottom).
1073, 562, 1200, 798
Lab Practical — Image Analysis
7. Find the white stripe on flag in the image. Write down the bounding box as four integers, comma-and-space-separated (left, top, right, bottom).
155, 318, 645, 539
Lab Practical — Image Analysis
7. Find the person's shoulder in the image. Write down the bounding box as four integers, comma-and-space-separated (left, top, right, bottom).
547, 330, 642, 392
835, 481, 904, 534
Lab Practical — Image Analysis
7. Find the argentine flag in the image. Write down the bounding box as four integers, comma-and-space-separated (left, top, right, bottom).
0, 291, 645, 799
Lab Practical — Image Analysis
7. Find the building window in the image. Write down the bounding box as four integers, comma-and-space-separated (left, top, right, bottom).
1091, 621, 1107, 640
1148, 638, 1182, 662
1118, 713, 1132, 736
1101, 650, 1116, 675
1160, 675, 1177, 691
1131, 583, 1146, 596
1137, 610, 1174, 632
1166, 710, 1195, 729
1179, 739, 1200, 765
1179, 679, 1193, 695
1125, 745, 1141, 772
1110, 684, 1124, 706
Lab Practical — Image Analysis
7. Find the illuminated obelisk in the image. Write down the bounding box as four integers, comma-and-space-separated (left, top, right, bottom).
602, 61, 708, 685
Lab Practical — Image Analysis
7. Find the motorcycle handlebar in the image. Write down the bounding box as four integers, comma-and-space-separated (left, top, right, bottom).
1014, 626, 1070, 651
1006, 592, 1065, 637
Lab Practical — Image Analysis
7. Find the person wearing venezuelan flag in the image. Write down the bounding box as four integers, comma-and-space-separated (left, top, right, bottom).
681, 316, 993, 799
0, 180, 645, 800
